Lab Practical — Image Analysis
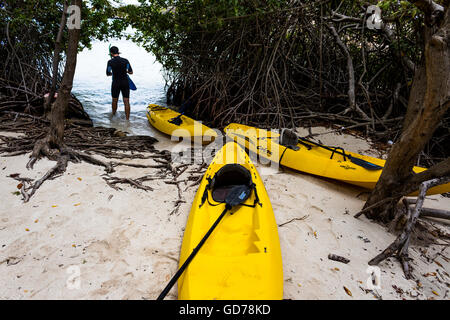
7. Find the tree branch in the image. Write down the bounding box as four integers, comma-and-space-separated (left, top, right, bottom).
326, 23, 370, 120
408, 0, 445, 25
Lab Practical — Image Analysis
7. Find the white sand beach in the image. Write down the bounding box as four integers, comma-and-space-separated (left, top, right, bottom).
0, 127, 449, 300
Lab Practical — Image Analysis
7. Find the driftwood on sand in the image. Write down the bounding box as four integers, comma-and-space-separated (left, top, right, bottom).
367, 176, 450, 279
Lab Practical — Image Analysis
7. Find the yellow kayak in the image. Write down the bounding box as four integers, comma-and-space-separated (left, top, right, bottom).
146, 104, 217, 144
177, 142, 283, 299
224, 123, 450, 196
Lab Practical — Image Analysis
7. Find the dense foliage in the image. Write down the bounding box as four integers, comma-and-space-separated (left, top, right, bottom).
123, 1, 417, 120
122, 0, 448, 162
1, 0, 448, 162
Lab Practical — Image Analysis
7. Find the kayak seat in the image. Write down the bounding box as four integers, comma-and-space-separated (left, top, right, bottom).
168, 115, 183, 125
279, 128, 300, 151
210, 164, 253, 203
212, 185, 245, 203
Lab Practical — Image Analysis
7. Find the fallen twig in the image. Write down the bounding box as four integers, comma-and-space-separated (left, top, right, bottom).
328, 254, 350, 264
278, 215, 309, 227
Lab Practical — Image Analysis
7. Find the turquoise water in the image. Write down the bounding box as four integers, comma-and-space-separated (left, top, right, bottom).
73, 39, 167, 136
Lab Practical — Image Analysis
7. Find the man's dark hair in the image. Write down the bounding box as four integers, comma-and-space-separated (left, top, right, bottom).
110, 46, 120, 55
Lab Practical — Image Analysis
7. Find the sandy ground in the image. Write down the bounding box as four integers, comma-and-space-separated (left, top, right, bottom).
0, 127, 449, 300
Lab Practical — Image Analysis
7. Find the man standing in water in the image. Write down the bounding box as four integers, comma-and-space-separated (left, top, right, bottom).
106, 46, 133, 120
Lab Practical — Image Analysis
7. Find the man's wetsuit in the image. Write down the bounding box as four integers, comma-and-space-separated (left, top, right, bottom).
106, 56, 133, 98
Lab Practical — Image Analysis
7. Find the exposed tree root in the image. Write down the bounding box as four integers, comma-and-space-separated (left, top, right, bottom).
19, 137, 116, 201
8, 173, 33, 202
164, 180, 186, 216
354, 158, 450, 220
98, 149, 206, 215
0, 112, 167, 201
368, 176, 450, 279
103, 176, 154, 192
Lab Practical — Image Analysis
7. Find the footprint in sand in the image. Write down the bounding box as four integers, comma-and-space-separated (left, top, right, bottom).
95, 207, 113, 215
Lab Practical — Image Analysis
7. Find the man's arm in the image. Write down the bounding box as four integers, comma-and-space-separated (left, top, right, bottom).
126, 61, 133, 75
106, 61, 112, 76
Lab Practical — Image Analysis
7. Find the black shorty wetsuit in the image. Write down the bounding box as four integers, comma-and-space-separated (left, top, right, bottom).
106, 56, 133, 98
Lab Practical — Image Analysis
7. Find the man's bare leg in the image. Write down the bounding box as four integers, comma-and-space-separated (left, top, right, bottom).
112, 98, 119, 116
123, 98, 130, 120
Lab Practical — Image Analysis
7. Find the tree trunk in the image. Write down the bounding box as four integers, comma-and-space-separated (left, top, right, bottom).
44, 0, 68, 115
48, 0, 81, 147
363, 5, 450, 222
